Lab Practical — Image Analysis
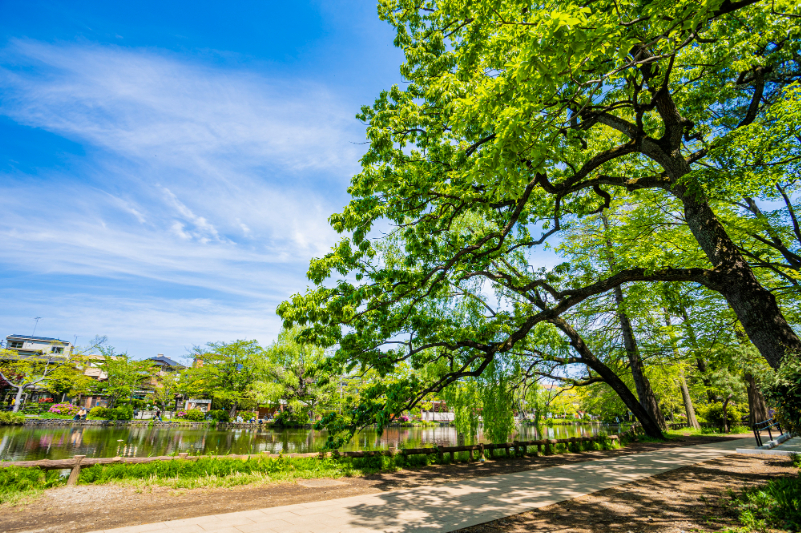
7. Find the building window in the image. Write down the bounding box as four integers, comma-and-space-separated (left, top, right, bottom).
51, 347, 64, 354
9, 341, 23, 349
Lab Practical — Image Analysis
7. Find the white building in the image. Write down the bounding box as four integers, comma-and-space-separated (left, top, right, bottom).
4, 334, 73, 359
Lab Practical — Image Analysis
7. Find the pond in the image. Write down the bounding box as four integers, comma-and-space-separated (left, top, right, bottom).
0, 422, 623, 462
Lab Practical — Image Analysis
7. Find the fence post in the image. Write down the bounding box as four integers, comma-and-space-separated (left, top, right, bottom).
67, 455, 86, 486
178, 453, 188, 459
478, 443, 485, 461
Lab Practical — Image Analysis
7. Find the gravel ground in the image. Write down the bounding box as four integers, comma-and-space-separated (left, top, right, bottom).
0, 435, 757, 533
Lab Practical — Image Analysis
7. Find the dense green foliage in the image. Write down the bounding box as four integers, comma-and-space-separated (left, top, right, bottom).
275, 0, 801, 440
761, 356, 801, 435
0, 412, 25, 425
0, 467, 64, 503
89, 405, 133, 421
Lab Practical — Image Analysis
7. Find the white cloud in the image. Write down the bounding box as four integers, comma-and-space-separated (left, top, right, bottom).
0, 40, 364, 350
0, 40, 360, 295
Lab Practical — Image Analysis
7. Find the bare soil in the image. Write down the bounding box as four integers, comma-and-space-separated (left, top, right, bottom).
454, 453, 799, 533
0, 436, 759, 533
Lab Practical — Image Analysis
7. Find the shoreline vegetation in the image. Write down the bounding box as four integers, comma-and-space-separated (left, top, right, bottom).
0, 429, 759, 507
0, 433, 625, 505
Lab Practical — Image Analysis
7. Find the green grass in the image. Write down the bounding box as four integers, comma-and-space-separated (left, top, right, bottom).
0, 435, 622, 503
663, 425, 751, 439
719, 463, 801, 532
0, 467, 66, 505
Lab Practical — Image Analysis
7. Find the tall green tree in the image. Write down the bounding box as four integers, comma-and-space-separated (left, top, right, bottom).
252, 327, 337, 422
279, 0, 801, 438
184, 340, 264, 417
93, 348, 157, 408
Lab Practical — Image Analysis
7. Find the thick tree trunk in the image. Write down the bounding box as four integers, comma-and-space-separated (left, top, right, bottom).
613, 285, 667, 430
229, 401, 238, 419
678, 370, 701, 430
745, 373, 769, 427
549, 318, 664, 438
678, 193, 801, 369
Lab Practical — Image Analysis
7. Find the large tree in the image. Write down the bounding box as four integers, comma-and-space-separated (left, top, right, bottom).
279, 0, 801, 437
184, 340, 265, 418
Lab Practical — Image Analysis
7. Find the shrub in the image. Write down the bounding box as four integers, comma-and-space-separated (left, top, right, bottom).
696, 402, 745, 431
273, 410, 307, 427
208, 409, 230, 423
176, 409, 205, 421
762, 356, 801, 436
49, 403, 79, 416
37, 398, 54, 404
0, 412, 25, 425
89, 406, 133, 420
89, 406, 108, 419
0, 467, 64, 503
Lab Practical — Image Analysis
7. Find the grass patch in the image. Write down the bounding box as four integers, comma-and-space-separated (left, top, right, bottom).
78, 455, 360, 490
0, 467, 66, 505
664, 426, 751, 439
0, 436, 623, 501
719, 461, 801, 532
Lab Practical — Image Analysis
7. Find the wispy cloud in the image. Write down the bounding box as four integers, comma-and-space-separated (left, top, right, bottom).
0, 40, 359, 293
0, 40, 363, 351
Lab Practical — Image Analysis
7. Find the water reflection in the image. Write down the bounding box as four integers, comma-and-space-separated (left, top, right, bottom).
0, 422, 623, 461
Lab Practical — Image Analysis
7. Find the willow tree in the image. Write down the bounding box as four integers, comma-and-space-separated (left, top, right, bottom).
279, 0, 801, 438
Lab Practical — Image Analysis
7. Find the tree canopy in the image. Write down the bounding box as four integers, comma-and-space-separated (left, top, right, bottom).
278, 0, 801, 438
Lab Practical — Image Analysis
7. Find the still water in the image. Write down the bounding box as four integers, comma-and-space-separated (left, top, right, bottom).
0, 423, 621, 461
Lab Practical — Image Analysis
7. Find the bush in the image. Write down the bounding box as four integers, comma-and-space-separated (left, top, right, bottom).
762, 356, 801, 436
0, 467, 64, 503
208, 409, 230, 422
48, 403, 79, 416
273, 410, 307, 427
89, 405, 133, 420
176, 409, 205, 421
696, 402, 745, 431
0, 412, 25, 425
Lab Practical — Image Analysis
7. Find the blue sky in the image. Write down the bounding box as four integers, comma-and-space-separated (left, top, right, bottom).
0, 1, 404, 359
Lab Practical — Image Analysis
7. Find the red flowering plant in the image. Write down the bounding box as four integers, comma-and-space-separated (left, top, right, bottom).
38, 398, 54, 403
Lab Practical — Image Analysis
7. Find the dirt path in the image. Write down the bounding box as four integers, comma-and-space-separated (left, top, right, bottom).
0, 436, 743, 533
454, 453, 798, 533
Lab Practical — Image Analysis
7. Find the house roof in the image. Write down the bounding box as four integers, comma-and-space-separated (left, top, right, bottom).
147, 355, 184, 368
7, 334, 70, 344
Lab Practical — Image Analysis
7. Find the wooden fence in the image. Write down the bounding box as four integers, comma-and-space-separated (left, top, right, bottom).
0, 434, 620, 486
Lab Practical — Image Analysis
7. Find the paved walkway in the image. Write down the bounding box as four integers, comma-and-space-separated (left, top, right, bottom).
89, 437, 752, 533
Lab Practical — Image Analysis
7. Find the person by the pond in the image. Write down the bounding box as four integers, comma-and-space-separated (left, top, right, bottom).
133, 408, 139, 419
73, 409, 81, 421
155, 409, 161, 421
236, 415, 243, 423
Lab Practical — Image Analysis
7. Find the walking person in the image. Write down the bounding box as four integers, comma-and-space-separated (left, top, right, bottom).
155, 409, 161, 422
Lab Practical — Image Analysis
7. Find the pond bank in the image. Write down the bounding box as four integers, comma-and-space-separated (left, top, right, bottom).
0, 422, 622, 461
0, 435, 742, 533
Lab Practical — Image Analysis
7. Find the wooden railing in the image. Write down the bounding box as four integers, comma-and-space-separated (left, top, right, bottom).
0, 434, 620, 486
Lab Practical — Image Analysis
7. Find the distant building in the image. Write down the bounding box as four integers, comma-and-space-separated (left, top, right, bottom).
146, 354, 184, 373
4, 334, 73, 359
